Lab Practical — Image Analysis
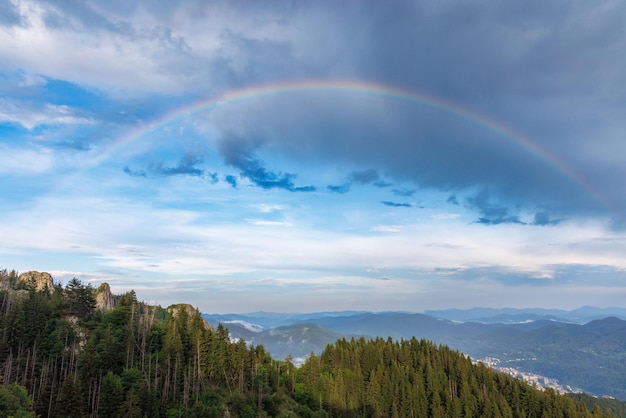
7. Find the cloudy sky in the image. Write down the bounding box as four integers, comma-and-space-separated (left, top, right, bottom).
2, 0, 626, 313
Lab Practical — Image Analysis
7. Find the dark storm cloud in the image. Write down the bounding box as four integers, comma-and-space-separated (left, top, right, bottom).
123, 152, 210, 179
214, 90, 588, 219
347, 1, 626, 100
205, 0, 626, 223
20, 0, 623, 221
393, 189, 416, 197
350, 169, 379, 185
210, 30, 300, 87
350, 170, 393, 189
476, 217, 522, 226
326, 169, 391, 195
225, 175, 238, 188
382, 201, 412, 208
235, 157, 315, 192
123, 166, 146, 178
364, 0, 626, 222
0, 0, 24, 26
532, 211, 561, 227
327, 183, 350, 194
373, 180, 392, 188
153, 162, 203, 177
149, 151, 205, 177
218, 138, 315, 192
466, 190, 523, 225
207, 172, 219, 184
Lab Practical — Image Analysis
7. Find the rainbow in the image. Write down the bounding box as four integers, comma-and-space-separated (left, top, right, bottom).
83, 78, 608, 210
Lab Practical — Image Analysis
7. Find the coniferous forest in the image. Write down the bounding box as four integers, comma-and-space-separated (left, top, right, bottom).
0, 269, 619, 417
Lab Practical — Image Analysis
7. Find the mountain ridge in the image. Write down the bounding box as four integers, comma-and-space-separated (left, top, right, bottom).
203, 310, 626, 400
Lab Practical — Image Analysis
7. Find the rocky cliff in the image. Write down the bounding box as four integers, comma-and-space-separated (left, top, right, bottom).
168, 303, 213, 331
95, 282, 115, 312
17, 271, 55, 292
0, 270, 12, 291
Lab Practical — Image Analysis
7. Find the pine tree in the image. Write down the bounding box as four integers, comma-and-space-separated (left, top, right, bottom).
99, 371, 124, 418
0, 383, 37, 417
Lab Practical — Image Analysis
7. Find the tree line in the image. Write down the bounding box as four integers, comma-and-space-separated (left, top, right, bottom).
0, 269, 619, 417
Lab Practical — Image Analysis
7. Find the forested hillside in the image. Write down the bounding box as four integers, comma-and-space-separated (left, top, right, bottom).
0, 269, 619, 417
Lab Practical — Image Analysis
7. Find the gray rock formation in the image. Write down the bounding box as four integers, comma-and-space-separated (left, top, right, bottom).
0, 270, 11, 291
95, 282, 115, 312
168, 303, 213, 330
17, 271, 55, 292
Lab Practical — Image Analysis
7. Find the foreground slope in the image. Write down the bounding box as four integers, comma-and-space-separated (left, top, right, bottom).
300, 337, 616, 418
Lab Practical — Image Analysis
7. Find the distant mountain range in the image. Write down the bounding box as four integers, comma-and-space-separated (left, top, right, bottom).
424, 306, 626, 324
202, 307, 626, 400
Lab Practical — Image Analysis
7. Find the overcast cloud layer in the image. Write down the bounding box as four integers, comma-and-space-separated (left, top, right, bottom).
1, 0, 626, 313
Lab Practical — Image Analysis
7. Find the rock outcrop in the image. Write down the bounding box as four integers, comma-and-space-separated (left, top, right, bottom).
17, 271, 55, 292
168, 303, 199, 319
0, 271, 11, 292
168, 303, 213, 331
95, 282, 115, 312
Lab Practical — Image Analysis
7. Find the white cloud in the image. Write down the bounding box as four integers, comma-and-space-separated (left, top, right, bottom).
0, 145, 54, 173
253, 203, 284, 213
18, 73, 47, 87
432, 213, 461, 220
245, 219, 292, 227
0, 99, 90, 130
3, 188, 625, 283
0, 0, 310, 94
371, 225, 402, 233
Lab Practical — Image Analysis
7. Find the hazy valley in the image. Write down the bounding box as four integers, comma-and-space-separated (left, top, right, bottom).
203, 308, 626, 400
